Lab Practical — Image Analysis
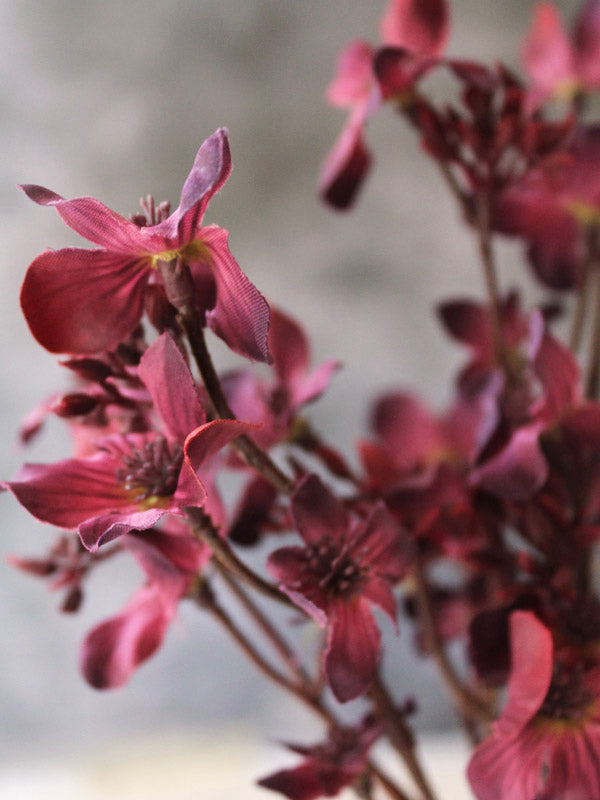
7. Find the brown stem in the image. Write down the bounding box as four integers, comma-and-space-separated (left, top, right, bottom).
178, 310, 294, 495
368, 762, 414, 800
586, 266, 600, 399
187, 508, 291, 606
474, 192, 507, 371
414, 558, 494, 724
198, 581, 414, 800
369, 674, 437, 800
215, 560, 311, 686
569, 237, 595, 352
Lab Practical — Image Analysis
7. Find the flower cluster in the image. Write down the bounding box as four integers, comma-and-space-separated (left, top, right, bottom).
8, 1, 600, 798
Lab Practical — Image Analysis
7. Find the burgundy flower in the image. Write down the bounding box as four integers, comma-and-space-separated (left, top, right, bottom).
267, 475, 411, 702
5, 333, 251, 550
468, 610, 600, 800
320, 0, 449, 209
81, 522, 209, 689
258, 715, 382, 800
522, 1, 600, 108
20, 128, 270, 362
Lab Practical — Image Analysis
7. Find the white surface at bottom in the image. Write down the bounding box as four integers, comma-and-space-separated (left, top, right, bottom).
0, 728, 473, 799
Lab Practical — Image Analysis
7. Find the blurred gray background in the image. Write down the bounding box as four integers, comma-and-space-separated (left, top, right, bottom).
0, 0, 581, 793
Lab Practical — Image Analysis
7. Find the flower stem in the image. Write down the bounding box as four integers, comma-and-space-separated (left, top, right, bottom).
187, 507, 291, 606
369, 673, 438, 800
178, 310, 294, 495
414, 556, 494, 725
214, 560, 311, 687
474, 191, 507, 371
569, 233, 595, 352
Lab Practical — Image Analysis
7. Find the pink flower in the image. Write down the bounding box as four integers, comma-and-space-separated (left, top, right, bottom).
5, 333, 251, 551
20, 128, 270, 362
81, 522, 209, 689
258, 715, 382, 800
468, 610, 600, 800
522, 1, 600, 108
320, 0, 449, 209
267, 474, 411, 702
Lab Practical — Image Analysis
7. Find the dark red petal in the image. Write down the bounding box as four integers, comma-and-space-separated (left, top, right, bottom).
258, 762, 330, 800
319, 109, 372, 210
138, 333, 206, 442
20, 248, 148, 354
325, 599, 381, 702
200, 226, 272, 363
80, 584, 175, 689
379, 0, 449, 56
575, 0, 600, 85
291, 474, 348, 546
184, 419, 255, 477
19, 184, 145, 252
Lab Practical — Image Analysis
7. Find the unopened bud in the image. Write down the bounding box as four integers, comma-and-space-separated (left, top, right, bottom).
52, 393, 98, 418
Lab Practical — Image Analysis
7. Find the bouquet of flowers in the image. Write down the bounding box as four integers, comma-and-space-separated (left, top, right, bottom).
7, 1, 600, 797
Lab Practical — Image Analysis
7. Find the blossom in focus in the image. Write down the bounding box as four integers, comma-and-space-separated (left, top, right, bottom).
20, 128, 271, 362
267, 474, 411, 702
258, 715, 382, 800
468, 610, 600, 800
320, 0, 449, 209
5, 333, 251, 551
522, 1, 600, 108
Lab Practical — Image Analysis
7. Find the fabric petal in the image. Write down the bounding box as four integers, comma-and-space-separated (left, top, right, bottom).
78, 508, 169, 552
138, 333, 206, 441
21, 247, 148, 353
379, 0, 449, 56
184, 419, 255, 477
326, 39, 375, 107
6, 457, 133, 529
80, 583, 176, 689
20, 184, 145, 252
198, 225, 271, 363
325, 598, 381, 702
575, 0, 600, 86
291, 474, 348, 546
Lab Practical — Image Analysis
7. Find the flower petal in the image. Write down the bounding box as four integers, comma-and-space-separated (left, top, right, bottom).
319, 108, 372, 210
379, 0, 449, 56
326, 39, 375, 108
21, 248, 148, 353
138, 333, 206, 441
78, 508, 169, 552
184, 419, 255, 477
80, 584, 176, 689
198, 226, 271, 363
291, 474, 348, 546
521, 3, 575, 98
325, 598, 380, 702
20, 184, 145, 252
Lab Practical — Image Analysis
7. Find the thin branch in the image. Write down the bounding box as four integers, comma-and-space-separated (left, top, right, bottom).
368, 761, 415, 800
369, 674, 438, 800
413, 557, 494, 724
187, 508, 291, 606
178, 310, 294, 495
586, 266, 600, 399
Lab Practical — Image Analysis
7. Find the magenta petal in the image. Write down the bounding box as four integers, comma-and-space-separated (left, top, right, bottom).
198, 225, 271, 363
361, 577, 398, 626
575, 0, 600, 85
258, 762, 329, 800
291, 475, 348, 546
138, 333, 206, 441
184, 419, 255, 477
20, 185, 145, 252
78, 508, 168, 552
438, 300, 491, 353
499, 611, 553, 738
379, 0, 449, 56
371, 392, 441, 468
159, 128, 232, 244
268, 308, 311, 388
470, 425, 548, 500
521, 3, 575, 96
21, 248, 148, 353
80, 584, 175, 689
325, 599, 380, 702
7, 458, 132, 529
319, 109, 372, 210
326, 39, 376, 107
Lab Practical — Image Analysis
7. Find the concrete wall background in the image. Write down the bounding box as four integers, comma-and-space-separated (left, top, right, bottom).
0, 0, 580, 773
